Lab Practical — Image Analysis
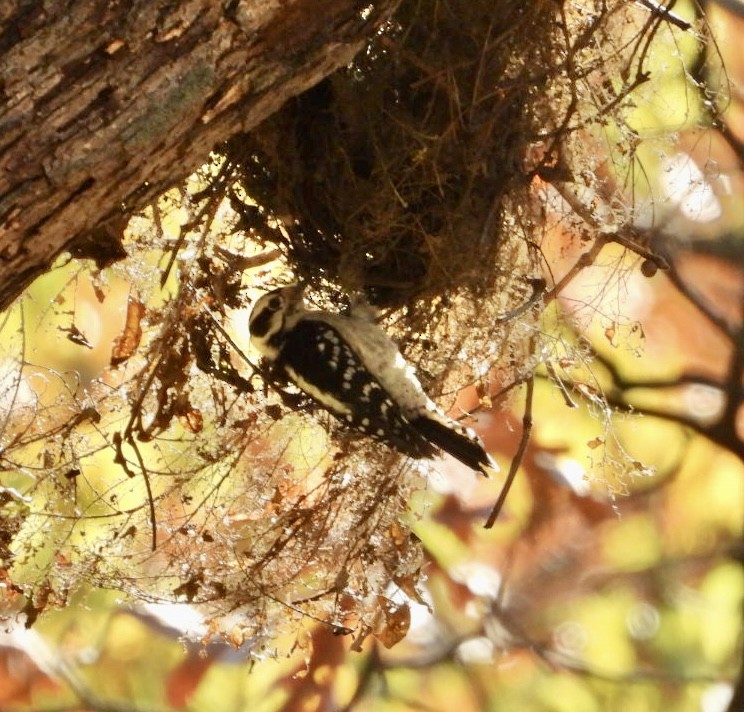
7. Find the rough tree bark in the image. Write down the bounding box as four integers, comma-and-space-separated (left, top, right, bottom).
0, 0, 398, 312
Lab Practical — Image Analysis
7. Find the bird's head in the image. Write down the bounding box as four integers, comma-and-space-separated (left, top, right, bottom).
248, 284, 306, 358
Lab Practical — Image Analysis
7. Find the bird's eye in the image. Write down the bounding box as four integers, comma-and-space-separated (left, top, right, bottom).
267, 295, 283, 310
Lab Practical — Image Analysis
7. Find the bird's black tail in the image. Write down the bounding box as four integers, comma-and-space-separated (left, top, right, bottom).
410, 415, 495, 477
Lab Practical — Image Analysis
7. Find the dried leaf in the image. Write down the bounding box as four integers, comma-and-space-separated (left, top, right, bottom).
227, 626, 245, 648
374, 596, 410, 649
393, 573, 428, 606
92, 282, 107, 303
53, 551, 71, 567
62, 324, 92, 348
166, 654, 214, 709
111, 298, 146, 365
0, 646, 60, 706
177, 407, 203, 434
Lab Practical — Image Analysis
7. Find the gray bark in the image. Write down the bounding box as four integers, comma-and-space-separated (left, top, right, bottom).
0, 0, 397, 311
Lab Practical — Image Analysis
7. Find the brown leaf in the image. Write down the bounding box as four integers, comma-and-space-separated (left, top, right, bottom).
277, 626, 346, 712
177, 407, 203, 434
374, 596, 410, 649
0, 647, 60, 706
92, 282, 107, 303
111, 297, 146, 365
165, 653, 215, 709
393, 573, 428, 606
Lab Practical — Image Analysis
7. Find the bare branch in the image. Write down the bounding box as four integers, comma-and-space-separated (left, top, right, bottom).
485, 375, 534, 528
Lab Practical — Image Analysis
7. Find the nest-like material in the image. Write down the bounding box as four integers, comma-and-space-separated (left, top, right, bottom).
219, 0, 668, 377
224, 0, 557, 304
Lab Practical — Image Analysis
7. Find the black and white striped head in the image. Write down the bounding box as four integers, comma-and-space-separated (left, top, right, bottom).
248, 284, 306, 359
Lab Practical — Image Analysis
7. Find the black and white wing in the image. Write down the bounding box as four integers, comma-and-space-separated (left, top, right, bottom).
275, 319, 436, 459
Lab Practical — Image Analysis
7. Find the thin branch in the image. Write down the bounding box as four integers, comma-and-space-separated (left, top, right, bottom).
213, 245, 283, 271
538, 647, 726, 685
544, 182, 670, 298
160, 162, 231, 287
545, 361, 579, 408
112, 432, 158, 552
543, 238, 607, 304
495, 278, 546, 323
485, 375, 534, 528
491, 605, 727, 686
130, 436, 158, 553
662, 259, 734, 338
591, 349, 736, 394
635, 0, 692, 31
379, 613, 727, 686
590, 349, 744, 461
339, 644, 384, 712
718, 289, 744, 429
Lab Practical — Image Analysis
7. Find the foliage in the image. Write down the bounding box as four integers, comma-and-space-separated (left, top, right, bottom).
0, 1, 743, 711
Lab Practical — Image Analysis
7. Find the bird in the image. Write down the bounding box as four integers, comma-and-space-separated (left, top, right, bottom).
248, 284, 497, 476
